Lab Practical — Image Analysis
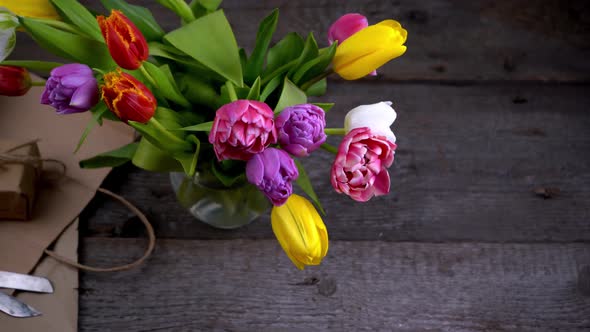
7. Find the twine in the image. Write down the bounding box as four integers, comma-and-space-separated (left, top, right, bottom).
2, 140, 155, 272
44, 188, 156, 272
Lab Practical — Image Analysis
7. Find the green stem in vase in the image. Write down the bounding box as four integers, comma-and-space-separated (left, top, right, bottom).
324, 128, 346, 135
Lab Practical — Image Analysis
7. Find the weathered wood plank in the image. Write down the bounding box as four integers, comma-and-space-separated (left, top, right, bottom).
79, 238, 590, 331
82, 83, 590, 242
8, 0, 590, 81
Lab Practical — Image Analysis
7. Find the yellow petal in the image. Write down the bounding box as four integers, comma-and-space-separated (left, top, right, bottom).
0, 0, 60, 19
333, 20, 408, 80
271, 194, 329, 269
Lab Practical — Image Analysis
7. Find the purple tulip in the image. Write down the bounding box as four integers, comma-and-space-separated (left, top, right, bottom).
41, 63, 99, 114
246, 148, 299, 206
275, 104, 327, 157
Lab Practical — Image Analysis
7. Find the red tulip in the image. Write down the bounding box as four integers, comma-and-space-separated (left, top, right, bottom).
97, 10, 148, 70
0, 66, 32, 96
101, 70, 156, 123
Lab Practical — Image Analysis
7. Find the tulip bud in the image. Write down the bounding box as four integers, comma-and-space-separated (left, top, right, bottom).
209, 100, 277, 162
0, 66, 31, 96
102, 70, 156, 123
0, 0, 60, 19
271, 194, 329, 269
275, 104, 327, 157
41, 63, 99, 114
332, 20, 407, 80
97, 10, 149, 70
0, 7, 18, 62
246, 148, 299, 206
328, 13, 368, 45
344, 101, 397, 143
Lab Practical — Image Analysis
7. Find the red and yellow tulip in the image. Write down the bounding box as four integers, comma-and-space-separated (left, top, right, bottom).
0, 66, 31, 96
97, 10, 149, 70
102, 70, 156, 124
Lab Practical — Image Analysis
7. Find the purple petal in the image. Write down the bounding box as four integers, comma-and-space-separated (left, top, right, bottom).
60, 75, 92, 88
70, 79, 98, 109
51, 63, 93, 77
246, 154, 264, 185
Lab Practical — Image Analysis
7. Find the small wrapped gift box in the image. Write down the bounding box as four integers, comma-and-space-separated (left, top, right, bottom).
0, 139, 41, 221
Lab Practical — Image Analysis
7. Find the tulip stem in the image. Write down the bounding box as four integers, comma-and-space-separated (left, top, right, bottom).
139, 64, 158, 88
301, 69, 334, 91
31, 81, 46, 87
225, 81, 238, 102
320, 143, 338, 154
324, 128, 346, 135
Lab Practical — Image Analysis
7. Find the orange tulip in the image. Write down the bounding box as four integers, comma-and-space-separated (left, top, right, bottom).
102, 70, 156, 123
97, 10, 148, 70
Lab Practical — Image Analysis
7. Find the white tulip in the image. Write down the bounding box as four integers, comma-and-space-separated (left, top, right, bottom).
344, 101, 397, 143
0, 7, 18, 62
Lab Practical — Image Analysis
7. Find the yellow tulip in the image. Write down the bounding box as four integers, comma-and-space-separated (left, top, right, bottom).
332, 20, 407, 80
0, 0, 60, 20
271, 194, 329, 270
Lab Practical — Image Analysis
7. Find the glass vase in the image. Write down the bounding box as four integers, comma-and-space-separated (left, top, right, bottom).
169, 171, 270, 229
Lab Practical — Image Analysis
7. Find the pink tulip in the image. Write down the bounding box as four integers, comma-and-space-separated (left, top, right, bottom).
330, 127, 396, 202
209, 100, 277, 161
327, 13, 376, 76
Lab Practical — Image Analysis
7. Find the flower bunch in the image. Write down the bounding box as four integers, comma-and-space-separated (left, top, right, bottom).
0, 1, 406, 270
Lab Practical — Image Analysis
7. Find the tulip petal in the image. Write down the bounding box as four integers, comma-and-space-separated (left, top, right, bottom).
70, 79, 98, 109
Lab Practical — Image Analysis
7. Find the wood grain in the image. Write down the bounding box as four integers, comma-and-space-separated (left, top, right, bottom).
8, 0, 590, 82
78, 238, 590, 331
82, 83, 590, 242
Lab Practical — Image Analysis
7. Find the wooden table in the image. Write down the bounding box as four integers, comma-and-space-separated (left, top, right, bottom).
13, 0, 590, 330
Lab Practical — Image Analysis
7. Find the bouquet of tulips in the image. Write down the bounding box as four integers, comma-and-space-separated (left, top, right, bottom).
0, 1, 407, 269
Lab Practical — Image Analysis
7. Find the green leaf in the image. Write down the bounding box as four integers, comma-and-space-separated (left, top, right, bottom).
0, 60, 64, 74
265, 32, 304, 75
149, 42, 222, 80
20, 17, 115, 69
178, 121, 213, 131
305, 78, 327, 97
177, 73, 220, 108
259, 74, 281, 102
164, 10, 243, 86
79, 143, 138, 169
312, 102, 334, 113
244, 9, 278, 84
211, 161, 246, 187
274, 77, 307, 113
75, 104, 108, 153
143, 62, 190, 107
294, 159, 325, 215
287, 32, 318, 77
50, 0, 103, 41
156, 0, 196, 23
292, 42, 337, 85
320, 143, 338, 154
132, 137, 183, 172
175, 135, 201, 176
101, 0, 165, 41
246, 76, 261, 100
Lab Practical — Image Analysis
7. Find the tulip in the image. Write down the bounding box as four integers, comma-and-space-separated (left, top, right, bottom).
102, 70, 156, 123
97, 10, 149, 70
0, 0, 60, 19
209, 100, 277, 161
40, 64, 99, 114
331, 127, 396, 202
246, 148, 299, 206
275, 104, 327, 157
344, 101, 397, 144
328, 13, 368, 45
332, 20, 407, 80
271, 194, 328, 269
0, 8, 18, 62
0, 66, 31, 96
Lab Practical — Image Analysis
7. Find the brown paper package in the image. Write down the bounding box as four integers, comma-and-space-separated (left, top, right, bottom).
0, 140, 41, 220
